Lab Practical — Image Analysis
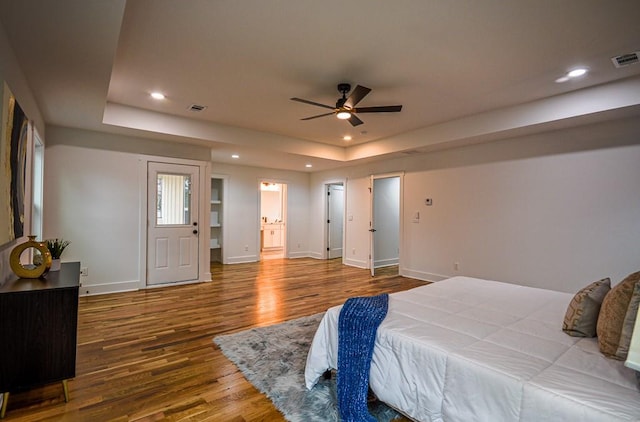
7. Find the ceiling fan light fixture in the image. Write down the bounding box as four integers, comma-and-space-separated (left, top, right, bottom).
292, 84, 402, 126
336, 110, 351, 120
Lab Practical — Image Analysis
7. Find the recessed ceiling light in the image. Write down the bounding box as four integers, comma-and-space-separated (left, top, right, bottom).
556, 67, 589, 83
231, 154, 239, 159
343, 135, 352, 141
567, 68, 588, 78
150, 92, 165, 100
305, 164, 312, 168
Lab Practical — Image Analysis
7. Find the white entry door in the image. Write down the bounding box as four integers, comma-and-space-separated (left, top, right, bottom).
147, 162, 200, 285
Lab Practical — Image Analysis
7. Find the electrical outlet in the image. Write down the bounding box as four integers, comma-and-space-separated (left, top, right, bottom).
454, 262, 460, 271
352, 248, 356, 255
244, 245, 249, 251
80, 267, 88, 276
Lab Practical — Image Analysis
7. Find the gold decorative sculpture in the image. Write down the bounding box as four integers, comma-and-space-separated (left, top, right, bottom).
9, 235, 52, 278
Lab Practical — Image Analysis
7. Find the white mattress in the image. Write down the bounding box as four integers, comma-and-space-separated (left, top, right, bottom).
305, 276, 640, 422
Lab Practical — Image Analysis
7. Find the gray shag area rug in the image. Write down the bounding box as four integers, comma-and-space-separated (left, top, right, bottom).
213, 313, 401, 422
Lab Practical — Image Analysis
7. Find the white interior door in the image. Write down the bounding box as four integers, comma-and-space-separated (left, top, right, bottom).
370, 176, 376, 276
327, 184, 344, 259
373, 177, 400, 268
147, 162, 199, 285
370, 174, 402, 276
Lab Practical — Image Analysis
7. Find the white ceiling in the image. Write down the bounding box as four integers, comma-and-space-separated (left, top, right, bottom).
1, 0, 639, 171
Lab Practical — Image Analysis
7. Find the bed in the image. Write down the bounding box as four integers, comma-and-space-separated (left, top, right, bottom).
305, 276, 640, 421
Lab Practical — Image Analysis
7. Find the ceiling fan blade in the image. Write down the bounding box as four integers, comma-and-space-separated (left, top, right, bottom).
348, 114, 364, 126
344, 85, 371, 108
353, 105, 403, 113
290, 97, 335, 110
301, 111, 335, 121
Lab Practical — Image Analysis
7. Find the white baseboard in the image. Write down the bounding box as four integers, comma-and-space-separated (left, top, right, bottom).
288, 252, 314, 259
79, 277, 213, 296
374, 258, 399, 268
344, 258, 368, 269
298, 251, 322, 259
79, 279, 141, 296
226, 254, 259, 264
399, 267, 449, 282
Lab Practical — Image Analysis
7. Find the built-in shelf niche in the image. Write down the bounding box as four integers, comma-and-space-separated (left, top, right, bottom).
210, 177, 225, 262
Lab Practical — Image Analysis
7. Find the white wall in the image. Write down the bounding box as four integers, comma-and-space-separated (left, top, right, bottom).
42, 127, 311, 292
311, 115, 640, 293
44, 144, 140, 294
261, 189, 282, 222
44, 126, 211, 295
44, 115, 639, 296
402, 142, 640, 291
208, 163, 310, 263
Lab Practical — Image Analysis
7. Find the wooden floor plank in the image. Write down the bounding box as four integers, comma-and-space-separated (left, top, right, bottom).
3, 258, 425, 421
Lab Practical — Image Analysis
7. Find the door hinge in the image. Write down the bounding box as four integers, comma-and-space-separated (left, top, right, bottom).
327, 219, 330, 223
327, 247, 330, 251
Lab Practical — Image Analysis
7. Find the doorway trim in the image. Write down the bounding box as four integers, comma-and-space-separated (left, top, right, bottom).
138, 155, 211, 289
369, 172, 404, 276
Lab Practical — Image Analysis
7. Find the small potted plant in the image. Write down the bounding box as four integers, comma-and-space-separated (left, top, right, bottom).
45, 238, 70, 271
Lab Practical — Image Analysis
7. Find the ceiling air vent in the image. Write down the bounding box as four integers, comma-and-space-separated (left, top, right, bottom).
188, 104, 208, 112
611, 52, 639, 68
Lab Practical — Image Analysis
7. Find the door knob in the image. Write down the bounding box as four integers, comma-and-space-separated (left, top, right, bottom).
369, 228, 377, 232
193, 222, 198, 226
193, 229, 198, 235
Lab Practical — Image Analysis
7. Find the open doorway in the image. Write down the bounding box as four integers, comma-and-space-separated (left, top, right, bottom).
326, 183, 344, 259
370, 174, 402, 276
260, 181, 287, 260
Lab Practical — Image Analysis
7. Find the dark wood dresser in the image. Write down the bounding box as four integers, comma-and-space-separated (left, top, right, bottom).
0, 262, 80, 418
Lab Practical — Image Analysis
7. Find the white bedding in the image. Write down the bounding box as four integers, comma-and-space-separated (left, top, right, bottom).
305, 276, 640, 422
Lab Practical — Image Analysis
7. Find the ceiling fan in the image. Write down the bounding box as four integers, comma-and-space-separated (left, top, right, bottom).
290, 83, 402, 127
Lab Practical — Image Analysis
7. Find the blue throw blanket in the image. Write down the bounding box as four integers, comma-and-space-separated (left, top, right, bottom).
337, 293, 389, 422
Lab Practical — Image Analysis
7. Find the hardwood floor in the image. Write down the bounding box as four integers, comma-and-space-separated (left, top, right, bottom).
3, 258, 426, 421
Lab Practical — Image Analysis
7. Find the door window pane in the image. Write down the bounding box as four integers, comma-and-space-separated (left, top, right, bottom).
156, 173, 191, 225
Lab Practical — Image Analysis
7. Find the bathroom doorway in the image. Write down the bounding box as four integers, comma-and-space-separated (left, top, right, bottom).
260, 181, 287, 260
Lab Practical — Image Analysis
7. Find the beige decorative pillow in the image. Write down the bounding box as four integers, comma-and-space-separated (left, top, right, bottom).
562, 278, 611, 337
615, 282, 640, 358
597, 271, 640, 360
